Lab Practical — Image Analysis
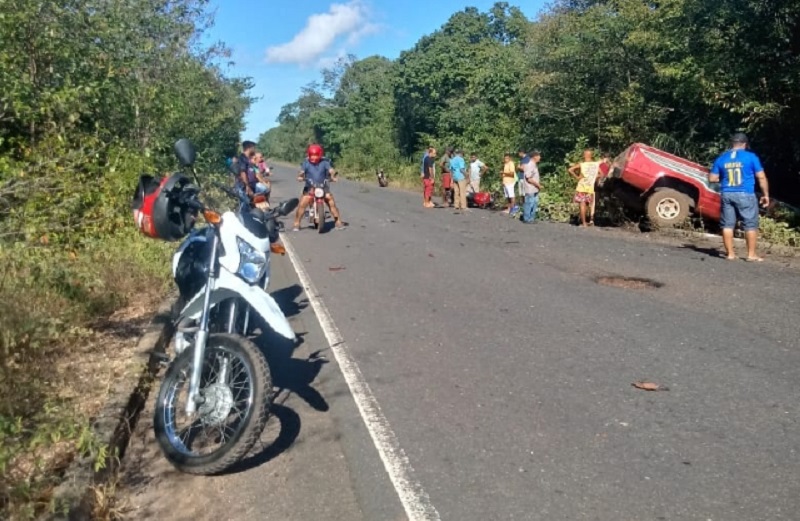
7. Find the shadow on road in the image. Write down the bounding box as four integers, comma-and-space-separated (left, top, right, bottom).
270, 283, 309, 319
679, 242, 723, 258
222, 404, 302, 475
221, 281, 331, 474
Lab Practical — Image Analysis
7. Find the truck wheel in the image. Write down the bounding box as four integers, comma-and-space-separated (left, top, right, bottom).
646, 188, 692, 228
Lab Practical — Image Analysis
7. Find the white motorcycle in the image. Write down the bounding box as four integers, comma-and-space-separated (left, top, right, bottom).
144, 139, 299, 475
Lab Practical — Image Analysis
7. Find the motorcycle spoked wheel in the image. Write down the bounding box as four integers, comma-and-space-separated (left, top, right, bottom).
316, 200, 325, 234
307, 202, 316, 229
153, 333, 272, 475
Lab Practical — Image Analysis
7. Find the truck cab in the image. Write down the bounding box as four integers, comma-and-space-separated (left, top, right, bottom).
606, 143, 721, 227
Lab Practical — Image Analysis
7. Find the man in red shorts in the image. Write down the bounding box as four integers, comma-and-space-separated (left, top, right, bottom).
422, 147, 437, 208
440, 147, 454, 207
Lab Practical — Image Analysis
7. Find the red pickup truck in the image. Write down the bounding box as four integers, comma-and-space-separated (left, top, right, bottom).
606, 143, 722, 227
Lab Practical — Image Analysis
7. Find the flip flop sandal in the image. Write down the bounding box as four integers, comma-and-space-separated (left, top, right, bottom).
745, 257, 764, 262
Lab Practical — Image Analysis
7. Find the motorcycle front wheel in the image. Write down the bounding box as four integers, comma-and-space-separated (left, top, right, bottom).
153, 333, 272, 475
316, 200, 325, 233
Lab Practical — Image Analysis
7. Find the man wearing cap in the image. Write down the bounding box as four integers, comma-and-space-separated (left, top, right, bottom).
709, 132, 770, 261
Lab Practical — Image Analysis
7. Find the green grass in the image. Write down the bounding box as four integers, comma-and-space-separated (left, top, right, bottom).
0, 230, 172, 520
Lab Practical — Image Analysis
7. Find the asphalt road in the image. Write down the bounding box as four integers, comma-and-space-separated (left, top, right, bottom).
121, 166, 800, 521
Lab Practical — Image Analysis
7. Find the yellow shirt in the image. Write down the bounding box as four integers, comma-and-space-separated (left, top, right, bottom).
576, 161, 600, 194
502, 160, 516, 186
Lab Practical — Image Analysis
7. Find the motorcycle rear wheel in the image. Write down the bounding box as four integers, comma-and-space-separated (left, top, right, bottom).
153, 333, 272, 475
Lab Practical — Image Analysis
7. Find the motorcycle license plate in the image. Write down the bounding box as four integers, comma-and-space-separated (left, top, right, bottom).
314, 188, 325, 198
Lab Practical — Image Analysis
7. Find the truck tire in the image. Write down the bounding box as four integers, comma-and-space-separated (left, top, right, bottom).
646, 188, 692, 228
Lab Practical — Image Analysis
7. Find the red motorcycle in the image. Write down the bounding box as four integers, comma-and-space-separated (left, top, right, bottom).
305, 180, 329, 233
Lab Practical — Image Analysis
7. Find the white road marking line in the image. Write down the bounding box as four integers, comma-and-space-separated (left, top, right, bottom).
281, 235, 441, 521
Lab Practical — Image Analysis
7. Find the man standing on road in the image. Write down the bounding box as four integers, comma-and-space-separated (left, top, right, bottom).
568, 148, 600, 227
521, 150, 541, 223
422, 147, 437, 208
502, 153, 518, 215
450, 149, 468, 212
468, 153, 487, 193
440, 147, 454, 208
709, 132, 770, 262
517, 149, 530, 201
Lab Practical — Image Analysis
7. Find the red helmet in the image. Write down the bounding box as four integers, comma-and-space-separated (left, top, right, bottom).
131, 173, 197, 241
307, 144, 323, 164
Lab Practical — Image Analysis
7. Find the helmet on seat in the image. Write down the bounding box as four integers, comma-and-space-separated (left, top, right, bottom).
307, 144, 323, 164
131, 173, 198, 242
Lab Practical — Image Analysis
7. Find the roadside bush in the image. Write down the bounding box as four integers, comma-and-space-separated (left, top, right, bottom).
0, 136, 174, 519
759, 217, 800, 248
0, 231, 172, 519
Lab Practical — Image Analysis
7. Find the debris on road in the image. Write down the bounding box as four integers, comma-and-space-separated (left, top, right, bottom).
632, 381, 670, 391
329, 266, 346, 272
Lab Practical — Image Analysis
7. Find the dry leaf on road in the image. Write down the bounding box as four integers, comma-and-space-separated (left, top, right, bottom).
632, 381, 669, 391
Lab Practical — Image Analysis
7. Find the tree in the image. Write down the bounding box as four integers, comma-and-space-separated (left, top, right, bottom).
258, 0, 800, 204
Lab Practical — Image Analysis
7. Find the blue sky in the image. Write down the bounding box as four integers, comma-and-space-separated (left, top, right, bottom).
202, 0, 546, 140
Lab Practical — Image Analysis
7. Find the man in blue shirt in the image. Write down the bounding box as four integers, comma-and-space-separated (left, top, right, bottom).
235, 141, 257, 196
709, 132, 770, 261
449, 149, 468, 211
293, 144, 344, 231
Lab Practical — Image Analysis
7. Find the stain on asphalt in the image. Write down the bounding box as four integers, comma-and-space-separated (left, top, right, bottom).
595, 275, 664, 290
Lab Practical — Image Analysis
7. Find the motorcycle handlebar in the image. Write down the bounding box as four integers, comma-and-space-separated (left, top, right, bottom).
214, 182, 242, 201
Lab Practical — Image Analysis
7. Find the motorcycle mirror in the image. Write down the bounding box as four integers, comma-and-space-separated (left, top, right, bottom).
277, 198, 299, 216
174, 138, 204, 190
174, 138, 197, 167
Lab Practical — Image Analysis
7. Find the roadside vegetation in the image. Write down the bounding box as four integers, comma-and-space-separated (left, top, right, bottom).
0, 1, 251, 518
259, 0, 800, 246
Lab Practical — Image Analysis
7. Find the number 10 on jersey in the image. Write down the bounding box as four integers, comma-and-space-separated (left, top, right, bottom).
726, 167, 742, 187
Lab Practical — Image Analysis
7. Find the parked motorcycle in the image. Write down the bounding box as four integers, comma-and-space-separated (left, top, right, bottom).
376, 169, 388, 187
132, 139, 298, 475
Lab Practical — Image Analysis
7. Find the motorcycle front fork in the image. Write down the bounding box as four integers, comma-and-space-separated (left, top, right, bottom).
185, 232, 219, 416
222, 270, 268, 341
183, 236, 267, 416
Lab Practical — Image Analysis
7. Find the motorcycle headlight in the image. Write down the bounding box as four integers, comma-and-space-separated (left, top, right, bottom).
236, 237, 267, 284
314, 187, 325, 198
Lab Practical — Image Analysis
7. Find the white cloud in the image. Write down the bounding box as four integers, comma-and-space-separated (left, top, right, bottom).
265, 1, 375, 66
316, 50, 349, 71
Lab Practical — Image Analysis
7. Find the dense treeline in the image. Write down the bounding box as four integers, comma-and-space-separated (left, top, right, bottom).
0, 2, 251, 516
260, 0, 800, 204
0, 0, 252, 243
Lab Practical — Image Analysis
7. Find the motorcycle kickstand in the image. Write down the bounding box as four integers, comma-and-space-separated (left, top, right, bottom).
151, 351, 171, 369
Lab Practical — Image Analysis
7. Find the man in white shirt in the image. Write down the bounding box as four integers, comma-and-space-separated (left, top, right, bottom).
468, 153, 488, 193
